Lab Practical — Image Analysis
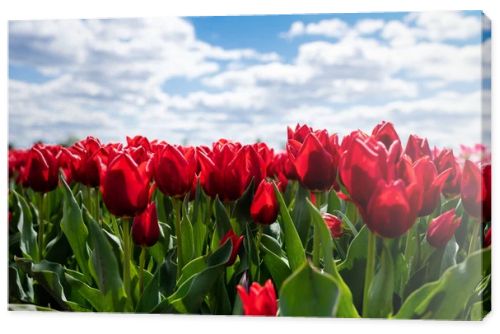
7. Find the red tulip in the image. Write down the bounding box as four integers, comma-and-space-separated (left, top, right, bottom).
434, 149, 461, 197
288, 132, 340, 191
131, 202, 160, 247
371, 121, 402, 155
461, 160, 485, 219
321, 213, 343, 238
364, 180, 419, 238
287, 123, 314, 143
267, 152, 289, 191
100, 152, 151, 217
126, 135, 152, 152
482, 164, 491, 222
426, 209, 461, 248
413, 157, 451, 216
20, 144, 59, 193
153, 144, 197, 198
237, 279, 277, 316
250, 180, 278, 225
404, 134, 432, 162
220, 229, 243, 266
71, 137, 108, 187
484, 228, 491, 248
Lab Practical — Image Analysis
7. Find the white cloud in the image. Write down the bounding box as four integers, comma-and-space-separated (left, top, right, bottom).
280, 18, 349, 39
355, 19, 384, 35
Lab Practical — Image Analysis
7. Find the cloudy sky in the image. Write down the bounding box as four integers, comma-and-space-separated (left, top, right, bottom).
8, 11, 491, 150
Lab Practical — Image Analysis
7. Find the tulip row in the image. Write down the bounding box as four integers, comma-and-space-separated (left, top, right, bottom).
8, 121, 491, 319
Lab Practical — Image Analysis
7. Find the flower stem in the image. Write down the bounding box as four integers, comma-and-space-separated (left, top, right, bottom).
468, 220, 481, 255
312, 222, 321, 268
174, 198, 183, 278
122, 218, 132, 303
139, 246, 146, 296
362, 231, 377, 317
38, 192, 47, 260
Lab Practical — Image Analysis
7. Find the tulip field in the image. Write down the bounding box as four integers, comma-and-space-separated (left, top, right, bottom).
8, 122, 491, 319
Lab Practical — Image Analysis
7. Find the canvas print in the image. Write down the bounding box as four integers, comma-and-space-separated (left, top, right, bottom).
8, 11, 491, 319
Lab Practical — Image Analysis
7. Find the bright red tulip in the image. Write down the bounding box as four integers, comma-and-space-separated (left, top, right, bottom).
153, 144, 197, 198
100, 153, 151, 217
461, 160, 486, 219
426, 209, 461, 248
237, 279, 277, 316
404, 134, 432, 162
482, 164, 491, 222
131, 202, 160, 247
20, 144, 59, 193
267, 152, 289, 191
413, 157, 451, 216
71, 137, 108, 187
372, 121, 402, 155
364, 180, 419, 238
321, 213, 343, 238
220, 229, 243, 266
287, 123, 313, 143
289, 132, 340, 191
250, 179, 278, 225
434, 149, 461, 197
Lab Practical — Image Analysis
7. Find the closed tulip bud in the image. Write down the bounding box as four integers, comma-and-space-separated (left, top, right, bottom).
101, 153, 150, 217
250, 180, 278, 225
21, 144, 59, 193
71, 136, 107, 187
413, 157, 451, 216
461, 160, 483, 219
371, 121, 402, 154
237, 279, 277, 316
405, 134, 432, 162
321, 213, 343, 238
153, 144, 197, 198
426, 209, 461, 248
220, 229, 243, 266
131, 202, 160, 247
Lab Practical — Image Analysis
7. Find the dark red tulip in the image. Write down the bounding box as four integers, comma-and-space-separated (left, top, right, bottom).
289, 132, 340, 191
220, 229, 243, 266
250, 179, 278, 225
131, 202, 160, 247
426, 209, 461, 248
482, 164, 491, 222
8, 149, 28, 181
461, 160, 484, 219
237, 279, 277, 316
321, 213, 343, 238
405, 134, 432, 162
20, 144, 59, 193
287, 124, 313, 143
434, 149, 461, 197
372, 121, 402, 155
267, 152, 289, 191
484, 228, 491, 248
100, 153, 150, 217
71, 137, 107, 187
364, 180, 419, 238
413, 157, 451, 216
153, 144, 197, 198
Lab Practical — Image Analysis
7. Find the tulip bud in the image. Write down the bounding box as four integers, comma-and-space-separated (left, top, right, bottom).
482, 164, 491, 222
220, 229, 243, 266
131, 202, 160, 247
404, 134, 432, 162
321, 213, 343, 238
413, 157, 450, 217
101, 153, 150, 217
484, 228, 491, 248
70, 136, 107, 187
426, 209, 462, 248
434, 149, 461, 197
371, 121, 402, 154
237, 279, 277, 316
461, 160, 483, 219
250, 180, 278, 225
21, 145, 59, 193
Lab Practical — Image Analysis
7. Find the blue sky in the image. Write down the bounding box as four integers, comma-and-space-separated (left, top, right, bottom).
9, 11, 491, 150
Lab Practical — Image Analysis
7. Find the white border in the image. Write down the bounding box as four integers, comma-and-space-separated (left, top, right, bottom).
1, 1, 498, 334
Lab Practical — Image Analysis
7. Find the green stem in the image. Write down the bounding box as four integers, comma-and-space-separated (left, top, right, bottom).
468, 221, 481, 255
312, 222, 321, 268
139, 247, 146, 296
122, 218, 132, 303
362, 231, 377, 317
38, 192, 47, 260
174, 198, 183, 278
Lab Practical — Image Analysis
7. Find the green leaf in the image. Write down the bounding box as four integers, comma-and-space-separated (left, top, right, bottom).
135, 259, 172, 313
83, 209, 125, 312
307, 199, 359, 318
395, 248, 490, 320
273, 183, 306, 272
180, 209, 195, 267
214, 197, 232, 238
9, 304, 56, 311
65, 273, 105, 311
167, 240, 232, 313
260, 243, 291, 291
365, 242, 394, 318
291, 184, 310, 245
279, 261, 339, 317
13, 191, 39, 261
59, 175, 90, 276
